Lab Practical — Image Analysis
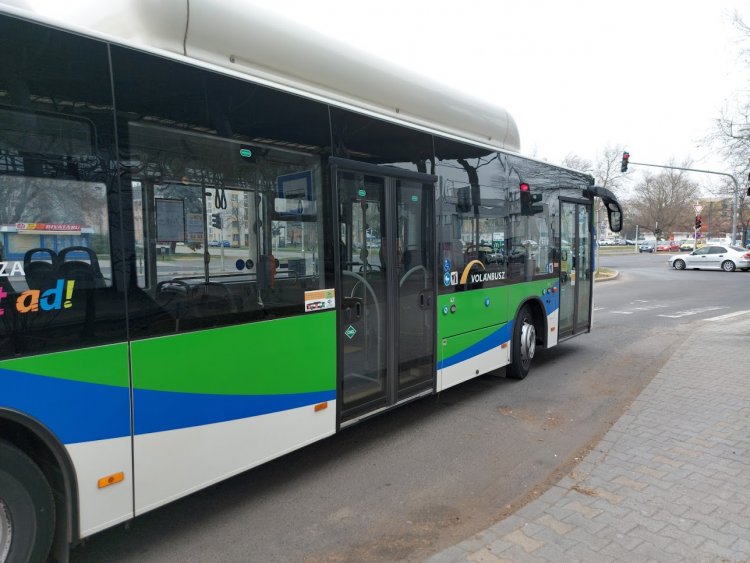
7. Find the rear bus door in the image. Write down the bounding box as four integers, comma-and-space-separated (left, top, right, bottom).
558, 199, 593, 338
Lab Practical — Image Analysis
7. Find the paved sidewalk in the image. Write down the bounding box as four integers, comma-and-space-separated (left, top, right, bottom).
428, 313, 750, 563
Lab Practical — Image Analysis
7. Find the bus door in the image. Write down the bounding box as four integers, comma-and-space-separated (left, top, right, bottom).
332, 159, 437, 423
558, 199, 592, 338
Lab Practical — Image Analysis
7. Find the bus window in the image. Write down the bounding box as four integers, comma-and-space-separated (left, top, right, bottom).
0, 27, 125, 359
435, 139, 510, 293
125, 126, 325, 335
111, 47, 331, 337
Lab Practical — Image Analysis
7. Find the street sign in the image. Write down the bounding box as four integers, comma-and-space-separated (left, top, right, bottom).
694, 204, 703, 214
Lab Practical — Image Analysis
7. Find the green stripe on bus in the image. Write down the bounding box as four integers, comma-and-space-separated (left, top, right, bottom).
438, 279, 554, 340
0, 344, 130, 387
130, 311, 336, 395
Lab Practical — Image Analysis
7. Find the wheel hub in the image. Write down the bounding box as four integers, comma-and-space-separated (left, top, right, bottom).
0, 498, 12, 563
520, 322, 536, 366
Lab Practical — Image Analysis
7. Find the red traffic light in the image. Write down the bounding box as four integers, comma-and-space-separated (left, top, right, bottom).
621, 151, 630, 172
520, 182, 530, 192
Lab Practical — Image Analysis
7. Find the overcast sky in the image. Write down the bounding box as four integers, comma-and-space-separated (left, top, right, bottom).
255, 0, 750, 190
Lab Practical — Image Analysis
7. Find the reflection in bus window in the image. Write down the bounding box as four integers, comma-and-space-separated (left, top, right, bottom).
126, 125, 325, 336
0, 50, 125, 358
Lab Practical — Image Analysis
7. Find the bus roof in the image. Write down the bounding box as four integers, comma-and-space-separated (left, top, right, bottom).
1, 0, 520, 153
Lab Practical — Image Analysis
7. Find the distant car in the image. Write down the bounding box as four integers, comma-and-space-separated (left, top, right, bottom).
668, 241, 681, 252
638, 242, 655, 253
655, 242, 672, 252
669, 245, 750, 272
679, 241, 695, 251
624, 239, 636, 245
465, 243, 503, 264
209, 240, 231, 247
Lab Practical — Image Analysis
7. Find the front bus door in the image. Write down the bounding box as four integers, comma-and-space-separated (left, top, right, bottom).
333, 159, 437, 423
558, 199, 592, 339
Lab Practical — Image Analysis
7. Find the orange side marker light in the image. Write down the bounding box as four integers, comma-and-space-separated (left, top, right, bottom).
314, 402, 328, 412
98, 472, 125, 489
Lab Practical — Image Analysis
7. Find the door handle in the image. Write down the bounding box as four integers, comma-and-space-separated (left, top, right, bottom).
418, 290, 432, 310
343, 297, 363, 321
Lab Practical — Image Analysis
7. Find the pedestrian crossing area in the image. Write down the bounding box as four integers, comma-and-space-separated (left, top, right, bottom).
593, 300, 750, 321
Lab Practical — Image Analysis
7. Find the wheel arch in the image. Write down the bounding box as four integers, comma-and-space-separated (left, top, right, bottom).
513, 297, 548, 348
0, 408, 80, 551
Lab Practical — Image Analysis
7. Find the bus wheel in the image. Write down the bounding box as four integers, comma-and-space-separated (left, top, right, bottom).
508, 305, 536, 380
0, 440, 55, 563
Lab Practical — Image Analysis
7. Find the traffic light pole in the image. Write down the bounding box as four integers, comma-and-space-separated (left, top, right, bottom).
627, 160, 740, 244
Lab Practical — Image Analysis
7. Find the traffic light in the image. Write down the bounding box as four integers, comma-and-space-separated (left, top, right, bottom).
520, 183, 544, 215
695, 215, 702, 230
211, 213, 222, 229
621, 151, 630, 173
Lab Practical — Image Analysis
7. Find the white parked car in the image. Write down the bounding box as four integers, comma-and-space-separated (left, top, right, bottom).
668, 245, 750, 272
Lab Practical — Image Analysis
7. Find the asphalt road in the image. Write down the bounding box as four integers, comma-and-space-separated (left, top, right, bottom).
70, 251, 750, 562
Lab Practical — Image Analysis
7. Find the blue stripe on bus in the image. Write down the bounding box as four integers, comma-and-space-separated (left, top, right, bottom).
544, 286, 560, 315
132, 388, 336, 435
0, 367, 336, 444
438, 323, 512, 370
0, 367, 130, 444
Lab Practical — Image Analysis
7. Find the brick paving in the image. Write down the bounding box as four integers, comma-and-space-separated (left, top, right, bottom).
428, 314, 750, 562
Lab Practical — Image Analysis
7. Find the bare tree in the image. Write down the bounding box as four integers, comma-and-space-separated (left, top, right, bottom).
626, 166, 700, 236
704, 10, 750, 242
560, 153, 592, 174
593, 144, 630, 195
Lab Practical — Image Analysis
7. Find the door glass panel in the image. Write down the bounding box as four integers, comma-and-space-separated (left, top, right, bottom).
559, 201, 592, 337
576, 205, 592, 330
396, 179, 434, 395
337, 168, 436, 418
559, 202, 576, 335
338, 172, 387, 411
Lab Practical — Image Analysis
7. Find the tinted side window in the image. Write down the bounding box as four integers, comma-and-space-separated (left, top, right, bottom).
500, 154, 562, 283
111, 47, 333, 338
434, 137, 510, 293
0, 15, 125, 359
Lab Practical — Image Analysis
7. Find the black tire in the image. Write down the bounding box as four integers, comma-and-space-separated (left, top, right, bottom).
673, 259, 686, 270
0, 440, 55, 563
508, 305, 536, 380
721, 260, 736, 272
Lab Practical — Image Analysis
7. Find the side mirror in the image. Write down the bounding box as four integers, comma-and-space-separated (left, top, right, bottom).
607, 207, 622, 233
587, 185, 624, 233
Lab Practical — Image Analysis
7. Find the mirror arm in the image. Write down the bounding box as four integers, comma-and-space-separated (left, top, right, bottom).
586, 185, 623, 233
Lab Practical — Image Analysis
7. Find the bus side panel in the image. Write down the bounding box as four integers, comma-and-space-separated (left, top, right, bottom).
545, 286, 560, 349
438, 322, 511, 391
436, 278, 561, 389
130, 312, 336, 514
436, 286, 511, 390
0, 344, 133, 537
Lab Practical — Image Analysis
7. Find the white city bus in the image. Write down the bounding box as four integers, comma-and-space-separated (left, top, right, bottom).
0, 2, 622, 560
